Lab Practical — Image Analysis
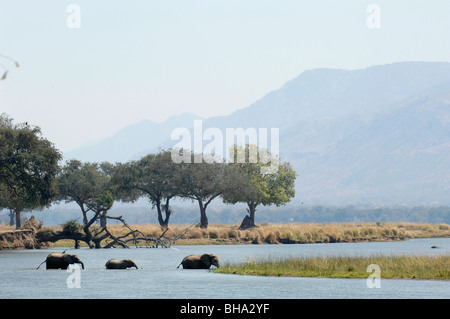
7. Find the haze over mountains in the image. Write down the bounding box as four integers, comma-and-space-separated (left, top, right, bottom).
64, 61, 450, 206
65, 112, 203, 163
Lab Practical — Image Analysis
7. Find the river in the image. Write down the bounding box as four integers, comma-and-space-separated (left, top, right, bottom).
0, 238, 449, 299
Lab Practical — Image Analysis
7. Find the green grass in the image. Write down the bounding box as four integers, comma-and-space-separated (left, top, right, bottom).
214, 255, 450, 280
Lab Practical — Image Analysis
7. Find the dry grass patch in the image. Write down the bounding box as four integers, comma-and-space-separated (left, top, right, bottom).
13, 222, 449, 247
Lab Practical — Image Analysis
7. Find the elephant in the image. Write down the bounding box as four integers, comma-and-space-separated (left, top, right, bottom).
37, 252, 84, 270
105, 259, 138, 269
177, 254, 220, 269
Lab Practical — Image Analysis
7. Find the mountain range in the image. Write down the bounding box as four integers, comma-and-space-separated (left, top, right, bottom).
65, 112, 203, 163
64, 61, 450, 206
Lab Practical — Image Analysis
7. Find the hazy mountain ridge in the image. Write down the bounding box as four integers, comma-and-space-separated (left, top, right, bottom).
63, 62, 450, 206
281, 80, 450, 205
64, 112, 203, 163
205, 61, 450, 130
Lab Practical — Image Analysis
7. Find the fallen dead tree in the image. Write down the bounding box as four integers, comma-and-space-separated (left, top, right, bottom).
102, 222, 201, 248
99, 215, 172, 248
36, 217, 200, 249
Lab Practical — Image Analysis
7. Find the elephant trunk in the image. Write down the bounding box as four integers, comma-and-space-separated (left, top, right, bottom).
79, 262, 85, 269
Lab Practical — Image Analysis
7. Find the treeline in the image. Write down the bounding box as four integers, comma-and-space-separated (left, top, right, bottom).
0, 114, 296, 248
285, 205, 450, 224
262, 205, 450, 224
24, 203, 450, 226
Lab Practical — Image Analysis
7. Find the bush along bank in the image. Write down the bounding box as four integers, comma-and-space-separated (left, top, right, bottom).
153, 222, 450, 245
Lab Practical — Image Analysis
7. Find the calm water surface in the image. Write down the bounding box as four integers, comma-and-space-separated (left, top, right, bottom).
0, 238, 449, 299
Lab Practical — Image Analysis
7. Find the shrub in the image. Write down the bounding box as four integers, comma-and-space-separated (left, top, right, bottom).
361, 228, 374, 236
208, 230, 219, 239
62, 219, 83, 234
382, 228, 392, 237
191, 229, 204, 239
264, 232, 279, 244
228, 229, 241, 239
37, 226, 54, 237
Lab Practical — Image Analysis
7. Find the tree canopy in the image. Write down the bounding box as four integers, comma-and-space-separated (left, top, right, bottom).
0, 114, 61, 227
112, 150, 181, 229
57, 160, 115, 247
177, 152, 241, 228
223, 144, 297, 229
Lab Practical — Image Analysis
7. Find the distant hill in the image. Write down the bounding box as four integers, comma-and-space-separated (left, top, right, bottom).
281, 82, 450, 205
202, 61, 450, 128
64, 61, 450, 206
198, 62, 450, 206
64, 112, 203, 163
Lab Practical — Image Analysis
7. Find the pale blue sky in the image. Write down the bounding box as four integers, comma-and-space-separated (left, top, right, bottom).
1, 0, 449, 152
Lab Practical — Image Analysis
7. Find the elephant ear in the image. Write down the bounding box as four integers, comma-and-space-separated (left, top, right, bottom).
200, 254, 211, 268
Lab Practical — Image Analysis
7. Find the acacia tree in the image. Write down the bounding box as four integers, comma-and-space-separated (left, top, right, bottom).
93, 162, 116, 228
112, 150, 181, 229
223, 144, 297, 229
0, 114, 61, 227
178, 152, 240, 229
49, 159, 170, 248
56, 160, 117, 248
86, 190, 114, 228
0, 186, 44, 227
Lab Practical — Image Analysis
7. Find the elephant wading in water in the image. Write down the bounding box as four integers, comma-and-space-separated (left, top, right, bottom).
37, 252, 85, 270
105, 259, 138, 269
177, 254, 220, 269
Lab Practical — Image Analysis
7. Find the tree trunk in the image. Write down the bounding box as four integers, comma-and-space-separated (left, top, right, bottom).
77, 202, 93, 247
9, 209, 15, 226
100, 211, 107, 228
155, 199, 168, 229
161, 197, 172, 229
198, 201, 208, 229
15, 209, 21, 228
83, 223, 95, 249
239, 202, 258, 230
93, 237, 103, 249
80, 204, 101, 249
248, 202, 256, 225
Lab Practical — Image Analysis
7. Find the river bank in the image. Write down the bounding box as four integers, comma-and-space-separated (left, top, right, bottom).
2, 221, 447, 249
106, 222, 450, 245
